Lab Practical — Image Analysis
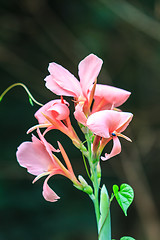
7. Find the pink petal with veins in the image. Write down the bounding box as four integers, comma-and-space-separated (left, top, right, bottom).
45, 75, 77, 97
16, 135, 54, 176
87, 110, 120, 138
101, 136, 121, 161
92, 84, 131, 112
45, 63, 82, 97
87, 110, 133, 138
78, 54, 103, 98
116, 112, 133, 133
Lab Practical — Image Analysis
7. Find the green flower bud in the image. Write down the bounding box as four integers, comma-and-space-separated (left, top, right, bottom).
84, 185, 93, 195
78, 175, 93, 195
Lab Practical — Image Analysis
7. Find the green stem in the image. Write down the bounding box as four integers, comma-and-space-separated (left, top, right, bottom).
85, 130, 100, 231
92, 166, 100, 226
82, 152, 91, 180
85, 129, 111, 239
0, 83, 43, 106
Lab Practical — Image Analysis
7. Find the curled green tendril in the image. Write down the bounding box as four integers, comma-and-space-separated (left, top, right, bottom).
0, 83, 43, 107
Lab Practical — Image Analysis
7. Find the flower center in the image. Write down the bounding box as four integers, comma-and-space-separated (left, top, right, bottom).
78, 95, 86, 105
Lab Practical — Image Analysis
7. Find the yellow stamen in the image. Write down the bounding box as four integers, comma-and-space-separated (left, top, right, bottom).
27, 123, 51, 134
115, 132, 132, 142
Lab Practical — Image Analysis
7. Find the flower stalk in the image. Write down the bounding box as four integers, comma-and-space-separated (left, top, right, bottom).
1, 53, 135, 239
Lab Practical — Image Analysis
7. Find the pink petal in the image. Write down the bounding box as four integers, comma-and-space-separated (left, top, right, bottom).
42, 125, 56, 136
35, 99, 69, 124
87, 110, 133, 138
101, 136, 121, 160
74, 104, 87, 125
16, 135, 54, 176
45, 75, 76, 97
42, 175, 60, 202
78, 54, 103, 97
27, 123, 51, 134
48, 102, 70, 121
92, 84, 131, 112
57, 141, 74, 176
116, 112, 133, 133
37, 128, 60, 154
45, 63, 82, 97
87, 110, 120, 138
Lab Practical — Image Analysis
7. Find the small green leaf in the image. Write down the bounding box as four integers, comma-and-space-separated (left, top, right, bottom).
29, 96, 34, 106
113, 184, 134, 216
120, 237, 135, 240
98, 185, 111, 240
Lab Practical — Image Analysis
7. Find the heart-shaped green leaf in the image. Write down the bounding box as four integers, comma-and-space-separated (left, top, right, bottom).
113, 184, 134, 216
120, 237, 135, 240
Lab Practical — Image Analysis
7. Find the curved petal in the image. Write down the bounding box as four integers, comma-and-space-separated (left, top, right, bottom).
42, 174, 60, 202
74, 104, 87, 125
116, 112, 133, 133
101, 136, 121, 161
45, 75, 77, 97
87, 110, 121, 138
92, 84, 131, 112
27, 123, 51, 134
16, 135, 54, 176
78, 54, 103, 97
57, 141, 74, 176
87, 110, 133, 138
37, 128, 60, 154
45, 63, 82, 97
42, 125, 56, 136
35, 99, 69, 124
48, 102, 70, 121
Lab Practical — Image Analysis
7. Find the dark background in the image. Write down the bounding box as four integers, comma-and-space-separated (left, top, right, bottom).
0, 0, 160, 239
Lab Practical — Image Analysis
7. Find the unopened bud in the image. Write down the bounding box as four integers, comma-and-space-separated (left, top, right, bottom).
78, 175, 93, 195
78, 175, 88, 185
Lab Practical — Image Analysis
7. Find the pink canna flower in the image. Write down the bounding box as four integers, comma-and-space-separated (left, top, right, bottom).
45, 53, 102, 100
87, 110, 133, 160
27, 99, 69, 134
16, 128, 80, 202
74, 84, 131, 125
44, 53, 131, 125
35, 98, 70, 123
27, 98, 81, 147
45, 54, 103, 122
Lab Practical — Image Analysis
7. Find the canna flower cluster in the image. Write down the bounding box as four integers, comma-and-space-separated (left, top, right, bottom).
16, 54, 133, 202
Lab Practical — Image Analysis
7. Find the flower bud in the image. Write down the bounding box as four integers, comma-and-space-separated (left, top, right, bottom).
78, 175, 93, 195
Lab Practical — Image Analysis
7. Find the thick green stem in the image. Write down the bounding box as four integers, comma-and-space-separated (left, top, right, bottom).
85, 129, 111, 240
85, 131, 100, 232
92, 165, 100, 226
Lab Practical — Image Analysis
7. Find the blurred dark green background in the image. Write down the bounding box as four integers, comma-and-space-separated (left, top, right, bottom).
1, 0, 160, 239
